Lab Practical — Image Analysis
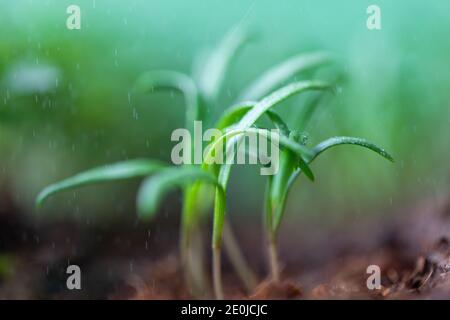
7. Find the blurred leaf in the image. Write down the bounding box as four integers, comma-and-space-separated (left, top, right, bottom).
238, 52, 332, 101
36, 159, 166, 207
215, 101, 257, 130
135, 70, 199, 130
196, 25, 250, 101
215, 101, 289, 135
2, 61, 60, 95
137, 166, 224, 219
237, 80, 331, 129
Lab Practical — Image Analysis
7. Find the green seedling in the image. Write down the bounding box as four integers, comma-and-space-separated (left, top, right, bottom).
36, 25, 336, 298
202, 86, 393, 297
36, 26, 254, 297
264, 136, 393, 282
202, 81, 330, 298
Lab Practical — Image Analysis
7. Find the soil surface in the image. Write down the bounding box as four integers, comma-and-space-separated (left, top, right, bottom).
1, 189, 450, 299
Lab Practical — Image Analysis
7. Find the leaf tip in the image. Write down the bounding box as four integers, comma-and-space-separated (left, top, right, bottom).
305, 169, 315, 182
386, 153, 395, 163
35, 190, 48, 209
136, 186, 158, 221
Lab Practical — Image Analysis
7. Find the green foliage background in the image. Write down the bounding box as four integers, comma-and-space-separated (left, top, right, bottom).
1, 0, 449, 223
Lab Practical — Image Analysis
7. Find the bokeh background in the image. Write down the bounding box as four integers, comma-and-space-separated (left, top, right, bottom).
1, 0, 449, 227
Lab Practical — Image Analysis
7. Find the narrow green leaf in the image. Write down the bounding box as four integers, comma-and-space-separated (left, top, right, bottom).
239, 52, 332, 101
210, 81, 329, 178
309, 136, 394, 163
209, 81, 330, 248
264, 175, 274, 232
206, 126, 315, 247
182, 182, 213, 226
268, 149, 295, 231
135, 70, 199, 130
212, 184, 226, 248
200, 80, 330, 252
263, 129, 314, 181
237, 80, 331, 129
215, 101, 289, 135
272, 136, 394, 232
203, 127, 314, 180
265, 111, 291, 137
196, 25, 250, 101
218, 81, 330, 182
271, 193, 289, 237
137, 167, 225, 219
36, 159, 166, 207
215, 101, 257, 130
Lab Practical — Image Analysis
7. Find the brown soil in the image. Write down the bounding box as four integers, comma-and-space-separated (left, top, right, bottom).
1, 190, 450, 299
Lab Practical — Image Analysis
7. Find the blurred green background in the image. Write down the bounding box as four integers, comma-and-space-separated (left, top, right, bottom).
1, 0, 449, 224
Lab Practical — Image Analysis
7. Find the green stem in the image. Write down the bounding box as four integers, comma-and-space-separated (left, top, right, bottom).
223, 220, 258, 293
213, 245, 224, 299
268, 235, 280, 282
181, 190, 209, 297
212, 187, 226, 300
186, 226, 209, 297
264, 176, 280, 282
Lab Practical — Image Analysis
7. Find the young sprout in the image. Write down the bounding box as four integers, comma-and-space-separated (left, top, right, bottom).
133, 25, 257, 295
36, 24, 335, 299
36, 25, 257, 297
265, 135, 394, 282
213, 75, 392, 287
203, 81, 332, 299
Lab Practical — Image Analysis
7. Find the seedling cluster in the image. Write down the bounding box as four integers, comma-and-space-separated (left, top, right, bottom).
36, 26, 393, 299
